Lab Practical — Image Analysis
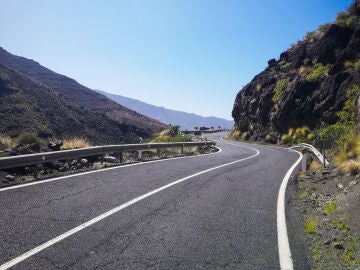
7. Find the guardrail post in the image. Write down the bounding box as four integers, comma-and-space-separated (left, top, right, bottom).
118, 152, 123, 164
302, 148, 307, 172
181, 145, 184, 155
137, 150, 142, 161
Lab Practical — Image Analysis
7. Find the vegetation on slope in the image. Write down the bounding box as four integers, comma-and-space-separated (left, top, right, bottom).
0, 64, 151, 145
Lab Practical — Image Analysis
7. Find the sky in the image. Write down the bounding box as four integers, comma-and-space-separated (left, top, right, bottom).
0, 0, 354, 120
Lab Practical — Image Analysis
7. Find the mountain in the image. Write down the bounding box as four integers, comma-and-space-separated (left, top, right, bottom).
0, 47, 167, 134
0, 63, 150, 144
232, 0, 360, 141
96, 90, 234, 130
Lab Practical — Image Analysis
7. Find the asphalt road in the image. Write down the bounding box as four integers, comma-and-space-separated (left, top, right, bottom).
0, 133, 305, 269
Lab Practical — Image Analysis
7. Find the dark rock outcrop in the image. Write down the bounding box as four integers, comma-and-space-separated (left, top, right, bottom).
232, 2, 360, 139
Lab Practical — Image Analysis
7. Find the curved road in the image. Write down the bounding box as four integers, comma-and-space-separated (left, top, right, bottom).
0, 133, 305, 269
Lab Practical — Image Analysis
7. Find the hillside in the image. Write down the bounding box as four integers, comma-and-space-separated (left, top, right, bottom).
0, 63, 150, 144
232, 1, 360, 141
0, 47, 167, 133
96, 90, 234, 130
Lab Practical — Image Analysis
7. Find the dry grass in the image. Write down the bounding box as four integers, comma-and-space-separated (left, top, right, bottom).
338, 159, 360, 175
310, 160, 322, 171
0, 135, 15, 149
62, 137, 90, 149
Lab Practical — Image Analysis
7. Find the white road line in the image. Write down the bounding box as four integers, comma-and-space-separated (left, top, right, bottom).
0, 146, 259, 270
277, 151, 302, 270
0, 147, 222, 193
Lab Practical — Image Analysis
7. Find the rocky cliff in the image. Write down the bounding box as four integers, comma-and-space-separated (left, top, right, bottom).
232, 0, 360, 141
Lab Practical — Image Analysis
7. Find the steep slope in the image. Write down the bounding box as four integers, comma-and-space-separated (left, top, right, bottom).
96, 90, 234, 130
232, 1, 360, 140
0, 63, 150, 144
0, 47, 167, 133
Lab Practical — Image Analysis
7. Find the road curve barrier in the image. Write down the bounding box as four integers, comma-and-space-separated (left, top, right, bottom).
0, 141, 216, 170
290, 143, 329, 167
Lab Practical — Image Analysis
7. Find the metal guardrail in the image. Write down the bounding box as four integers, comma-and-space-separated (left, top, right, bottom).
0, 141, 216, 170
290, 143, 330, 167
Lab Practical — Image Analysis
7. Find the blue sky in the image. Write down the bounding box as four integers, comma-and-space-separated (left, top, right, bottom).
0, 0, 353, 120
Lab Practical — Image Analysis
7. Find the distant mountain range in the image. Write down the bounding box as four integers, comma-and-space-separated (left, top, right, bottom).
96, 90, 234, 130
0, 47, 167, 144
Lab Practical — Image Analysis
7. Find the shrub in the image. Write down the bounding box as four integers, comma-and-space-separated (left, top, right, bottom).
241, 132, 249, 140
232, 130, 241, 139
305, 217, 318, 234
281, 126, 315, 145
304, 31, 319, 42
335, 11, 360, 28
16, 132, 41, 145
323, 202, 337, 215
338, 159, 360, 175
272, 79, 290, 103
0, 135, 15, 149
320, 85, 360, 145
354, 59, 360, 72
310, 160, 322, 171
152, 135, 190, 143
62, 137, 90, 149
306, 63, 330, 81
279, 61, 291, 70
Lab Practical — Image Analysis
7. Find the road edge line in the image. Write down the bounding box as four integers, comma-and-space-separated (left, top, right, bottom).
277, 150, 302, 270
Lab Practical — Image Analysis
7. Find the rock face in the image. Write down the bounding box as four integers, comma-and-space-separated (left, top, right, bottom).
232, 2, 360, 140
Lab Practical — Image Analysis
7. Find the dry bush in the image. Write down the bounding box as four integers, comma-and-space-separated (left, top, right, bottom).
16, 132, 42, 145
338, 159, 360, 175
62, 137, 90, 149
310, 160, 322, 171
0, 135, 15, 149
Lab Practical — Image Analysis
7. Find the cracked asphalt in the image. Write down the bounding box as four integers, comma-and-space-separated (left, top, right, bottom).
0, 133, 305, 269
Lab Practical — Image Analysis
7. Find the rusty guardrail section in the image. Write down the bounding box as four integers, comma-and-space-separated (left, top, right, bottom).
0, 141, 216, 170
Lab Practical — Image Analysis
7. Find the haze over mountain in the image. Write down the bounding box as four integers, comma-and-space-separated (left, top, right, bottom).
96, 90, 234, 130
0, 47, 167, 135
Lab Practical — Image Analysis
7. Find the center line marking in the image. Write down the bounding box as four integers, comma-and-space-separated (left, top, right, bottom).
0, 144, 259, 270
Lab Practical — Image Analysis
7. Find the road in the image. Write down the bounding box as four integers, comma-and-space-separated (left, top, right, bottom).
0, 133, 306, 269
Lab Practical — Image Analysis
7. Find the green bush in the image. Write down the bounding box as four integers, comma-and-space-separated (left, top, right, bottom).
320, 85, 359, 145
354, 59, 360, 72
16, 131, 41, 145
306, 63, 330, 81
281, 126, 315, 145
153, 135, 190, 143
272, 79, 289, 103
335, 11, 360, 28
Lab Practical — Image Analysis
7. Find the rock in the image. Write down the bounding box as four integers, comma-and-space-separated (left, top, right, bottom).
334, 242, 344, 250
103, 156, 118, 163
337, 183, 344, 189
323, 239, 331, 245
322, 170, 331, 175
48, 140, 63, 151
70, 160, 78, 166
5, 175, 15, 181
9, 143, 41, 156
80, 158, 88, 165
349, 180, 358, 187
